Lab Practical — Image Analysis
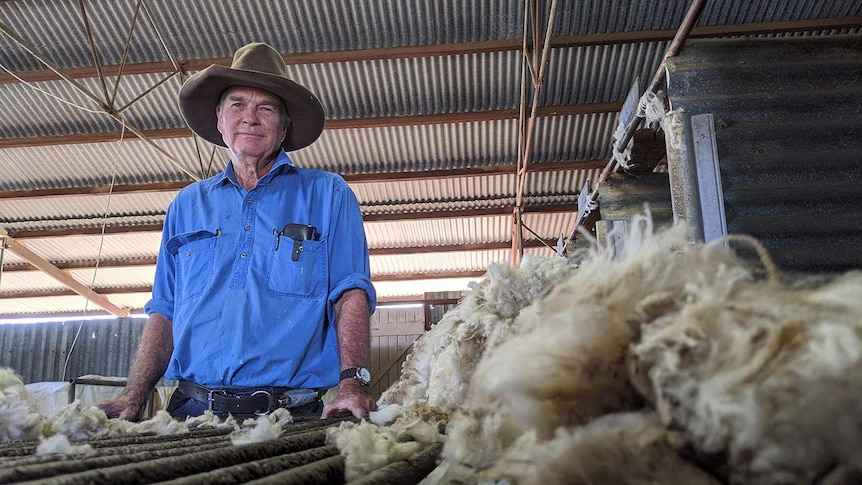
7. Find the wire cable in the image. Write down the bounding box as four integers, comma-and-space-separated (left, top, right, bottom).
0, 233, 6, 293
61, 123, 126, 381
0, 63, 104, 114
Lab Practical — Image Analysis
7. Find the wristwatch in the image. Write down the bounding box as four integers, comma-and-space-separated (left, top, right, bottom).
339, 367, 371, 386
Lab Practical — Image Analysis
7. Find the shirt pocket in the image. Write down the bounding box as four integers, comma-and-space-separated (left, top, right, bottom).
266, 238, 326, 298
166, 229, 219, 302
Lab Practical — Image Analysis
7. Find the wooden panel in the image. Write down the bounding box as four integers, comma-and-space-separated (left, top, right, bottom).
368, 306, 426, 400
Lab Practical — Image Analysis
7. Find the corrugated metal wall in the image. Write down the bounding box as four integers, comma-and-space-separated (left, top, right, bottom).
0, 317, 146, 384
0, 307, 435, 400
666, 33, 862, 274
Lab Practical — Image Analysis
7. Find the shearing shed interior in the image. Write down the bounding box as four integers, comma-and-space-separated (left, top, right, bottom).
0, 0, 861, 483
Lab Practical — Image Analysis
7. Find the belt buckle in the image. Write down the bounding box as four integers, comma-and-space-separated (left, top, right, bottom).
206, 388, 226, 412
251, 390, 273, 416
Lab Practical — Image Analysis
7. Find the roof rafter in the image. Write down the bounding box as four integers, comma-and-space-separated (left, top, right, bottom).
3, 269, 490, 300
1, 17, 858, 85
2, 203, 577, 239
1, 234, 131, 316
0, 159, 607, 200
0, 238, 557, 274
0, 103, 620, 149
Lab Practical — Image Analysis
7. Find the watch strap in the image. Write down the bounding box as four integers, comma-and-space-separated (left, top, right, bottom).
339, 367, 370, 386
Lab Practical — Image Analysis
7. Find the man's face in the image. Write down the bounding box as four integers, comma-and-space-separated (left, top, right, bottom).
216, 86, 288, 159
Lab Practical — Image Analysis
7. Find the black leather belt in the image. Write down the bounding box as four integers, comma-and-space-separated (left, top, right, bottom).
178, 380, 322, 415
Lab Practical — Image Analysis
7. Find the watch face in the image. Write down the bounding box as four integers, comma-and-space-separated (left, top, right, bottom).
358, 367, 371, 382
340, 367, 371, 385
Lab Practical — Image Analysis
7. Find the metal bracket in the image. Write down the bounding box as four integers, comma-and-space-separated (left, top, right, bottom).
691, 113, 728, 243
666, 111, 728, 243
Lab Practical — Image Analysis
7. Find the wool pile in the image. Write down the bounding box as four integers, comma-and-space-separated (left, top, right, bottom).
330, 214, 862, 484
378, 254, 573, 411
329, 254, 573, 480
327, 402, 448, 482
0, 369, 295, 453
0, 369, 43, 442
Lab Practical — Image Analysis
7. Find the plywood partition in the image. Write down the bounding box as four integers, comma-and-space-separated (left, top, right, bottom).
368, 305, 426, 400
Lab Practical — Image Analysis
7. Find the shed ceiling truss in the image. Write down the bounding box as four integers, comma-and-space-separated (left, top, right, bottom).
0, 0, 858, 314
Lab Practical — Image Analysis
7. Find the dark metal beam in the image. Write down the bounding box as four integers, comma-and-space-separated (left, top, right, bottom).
3, 203, 574, 237
0, 104, 619, 149
0, 270, 489, 299
0, 159, 607, 200
0, 238, 554, 273
1, 18, 858, 84
361, 203, 575, 222
0, 294, 468, 318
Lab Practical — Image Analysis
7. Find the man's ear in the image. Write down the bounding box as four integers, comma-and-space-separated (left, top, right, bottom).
215, 105, 224, 134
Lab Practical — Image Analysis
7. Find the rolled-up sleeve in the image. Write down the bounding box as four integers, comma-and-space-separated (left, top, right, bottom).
326, 180, 377, 319
144, 201, 178, 320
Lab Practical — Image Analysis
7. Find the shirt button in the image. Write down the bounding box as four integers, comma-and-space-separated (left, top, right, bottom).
185, 251, 191, 257
240, 253, 247, 259
247, 199, 253, 205
244, 225, 251, 230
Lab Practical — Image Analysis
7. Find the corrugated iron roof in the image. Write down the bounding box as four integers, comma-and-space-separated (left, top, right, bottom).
1, 0, 861, 316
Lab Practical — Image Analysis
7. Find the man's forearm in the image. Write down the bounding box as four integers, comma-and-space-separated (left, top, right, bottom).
122, 312, 173, 406
334, 288, 372, 372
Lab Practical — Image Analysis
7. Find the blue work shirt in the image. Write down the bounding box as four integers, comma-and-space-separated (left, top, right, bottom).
145, 150, 376, 389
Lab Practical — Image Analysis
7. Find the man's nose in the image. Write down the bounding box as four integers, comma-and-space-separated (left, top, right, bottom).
242, 109, 260, 124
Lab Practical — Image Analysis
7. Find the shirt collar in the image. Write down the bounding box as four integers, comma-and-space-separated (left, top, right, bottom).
216, 150, 294, 187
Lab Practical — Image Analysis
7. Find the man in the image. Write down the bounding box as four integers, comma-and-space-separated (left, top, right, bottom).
96, 42, 377, 422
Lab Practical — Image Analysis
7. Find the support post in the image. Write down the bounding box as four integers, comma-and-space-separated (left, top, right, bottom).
665, 111, 728, 243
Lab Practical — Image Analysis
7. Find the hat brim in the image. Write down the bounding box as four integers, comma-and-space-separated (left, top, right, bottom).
179, 64, 325, 152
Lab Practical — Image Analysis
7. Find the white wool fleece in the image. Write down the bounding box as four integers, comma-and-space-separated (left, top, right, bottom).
377, 255, 572, 411
480, 412, 721, 485
443, 219, 749, 474
473, 303, 639, 440
467, 221, 743, 440
631, 271, 862, 484
0, 368, 43, 442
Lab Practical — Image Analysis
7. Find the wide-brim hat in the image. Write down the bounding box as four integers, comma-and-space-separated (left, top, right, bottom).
178, 42, 325, 152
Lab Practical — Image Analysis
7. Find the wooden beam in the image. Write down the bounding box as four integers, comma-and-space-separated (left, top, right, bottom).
5, 224, 165, 239
373, 270, 487, 281
552, 17, 862, 47
0, 271, 487, 299
0, 182, 186, 200
344, 159, 607, 183
0, 104, 619, 150
0, 240, 556, 274
2, 235, 131, 316
0, 286, 154, 299
362, 203, 575, 222
3, 202, 575, 238
0, 159, 607, 200
0, 295, 463, 318
370, 238, 554, 256
2, 18, 858, 84
324, 103, 620, 129
0, 258, 158, 272
0, 128, 194, 149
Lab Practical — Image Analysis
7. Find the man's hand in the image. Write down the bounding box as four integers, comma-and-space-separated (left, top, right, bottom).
321, 379, 377, 419
91, 394, 144, 422
92, 312, 172, 423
